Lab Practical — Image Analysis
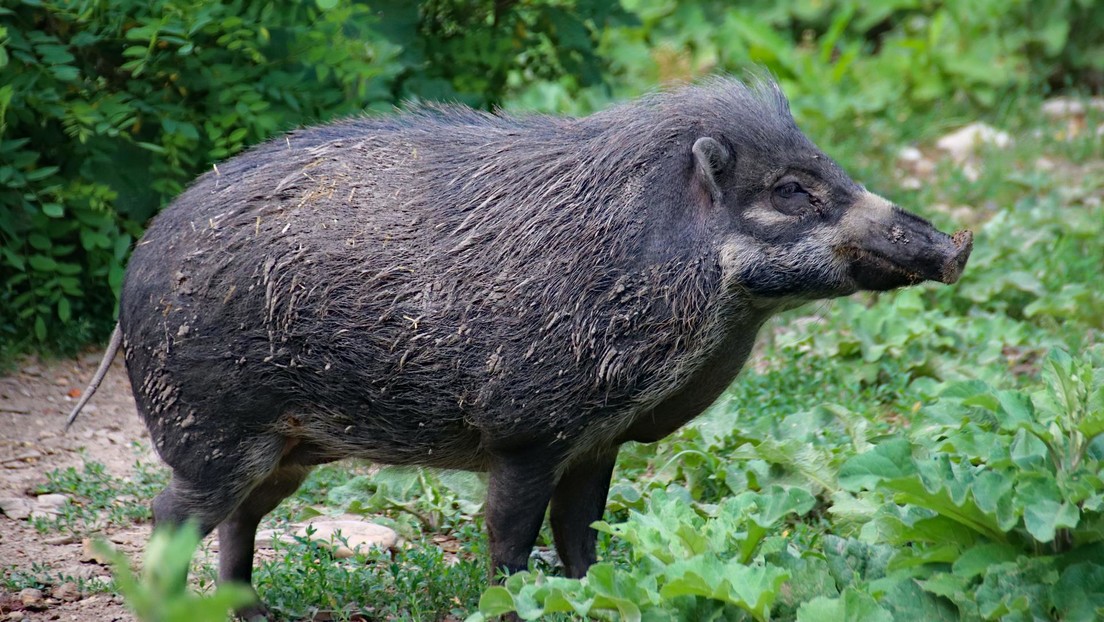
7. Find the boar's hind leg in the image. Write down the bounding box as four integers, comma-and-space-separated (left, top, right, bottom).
218, 463, 311, 585
549, 450, 618, 578
484, 450, 560, 578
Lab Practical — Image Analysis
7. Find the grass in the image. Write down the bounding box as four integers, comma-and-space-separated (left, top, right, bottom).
30, 452, 168, 534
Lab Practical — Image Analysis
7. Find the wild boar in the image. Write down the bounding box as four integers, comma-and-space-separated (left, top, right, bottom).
68, 77, 971, 617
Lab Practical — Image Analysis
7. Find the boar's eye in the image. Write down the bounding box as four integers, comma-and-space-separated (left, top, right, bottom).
775, 181, 804, 198
771, 180, 813, 215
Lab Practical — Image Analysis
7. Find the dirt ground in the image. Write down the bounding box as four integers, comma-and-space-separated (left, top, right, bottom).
0, 350, 150, 622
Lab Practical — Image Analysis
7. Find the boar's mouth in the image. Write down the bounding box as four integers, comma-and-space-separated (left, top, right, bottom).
840, 229, 973, 292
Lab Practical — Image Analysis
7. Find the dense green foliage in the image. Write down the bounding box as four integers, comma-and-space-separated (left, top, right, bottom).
0, 0, 631, 354
5, 1, 1104, 620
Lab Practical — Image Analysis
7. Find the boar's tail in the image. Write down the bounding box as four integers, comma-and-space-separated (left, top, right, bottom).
64, 324, 122, 432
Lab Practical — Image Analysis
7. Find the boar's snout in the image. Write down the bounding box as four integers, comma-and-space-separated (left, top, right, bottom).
941, 229, 973, 284
842, 197, 972, 292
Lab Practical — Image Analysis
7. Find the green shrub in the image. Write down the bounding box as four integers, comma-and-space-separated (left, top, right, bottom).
0, 0, 625, 356
0, 0, 399, 350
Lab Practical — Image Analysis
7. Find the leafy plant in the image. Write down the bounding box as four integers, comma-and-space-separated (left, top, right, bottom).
31, 458, 167, 533
473, 487, 812, 620
0, 0, 622, 357
256, 523, 489, 621
838, 347, 1104, 619
98, 522, 256, 622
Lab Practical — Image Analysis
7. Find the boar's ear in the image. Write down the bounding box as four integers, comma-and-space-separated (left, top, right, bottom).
692, 137, 730, 205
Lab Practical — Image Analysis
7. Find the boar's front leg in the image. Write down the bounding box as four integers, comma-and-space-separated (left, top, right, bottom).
484, 449, 560, 578
549, 449, 618, 578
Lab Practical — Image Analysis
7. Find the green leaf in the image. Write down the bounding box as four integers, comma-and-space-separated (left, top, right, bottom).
25, 165, 59, 181
838, 438, 915, 491
57, 297, 71, 323
27, 254, 58, 271
880, 471, 1010, 543
951, 543, 1020, 579
1022, 499, 1079, 543
796, 587, 893, 622
748, 485, 816, 527
995, 390, 1035, 425
918, 573, 970, 599
477, 586, 516, 615
659, 558, 788, 619
586, 564, 645, 622
1051, 562, 1104, 622
975, 559, 1056, 620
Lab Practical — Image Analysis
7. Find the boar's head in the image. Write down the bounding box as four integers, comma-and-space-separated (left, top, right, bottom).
687, 80, 972, 304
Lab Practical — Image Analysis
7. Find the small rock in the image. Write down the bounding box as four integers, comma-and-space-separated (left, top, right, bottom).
21, 365, 42, 377
0, 497, 34, 520
897, 146, 923, 162
254, 528, 296, 549
80, 538, 114, 564
900, 177, 922, 190
1043, 97, 1085, 117
53, 582, 81, 602
34, 493, 70, 515
296, 519, 399, 558
1041, 96, 1104, 119
961, 162, 980, 183
105, 432, 128, 445
18, 588, 45, 610
935, 122, 1012, 161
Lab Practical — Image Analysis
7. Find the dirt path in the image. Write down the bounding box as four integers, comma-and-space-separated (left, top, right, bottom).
0, 350, 150, 621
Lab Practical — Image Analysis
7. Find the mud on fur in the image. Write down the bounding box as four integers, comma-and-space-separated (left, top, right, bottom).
68, 76, 972, 619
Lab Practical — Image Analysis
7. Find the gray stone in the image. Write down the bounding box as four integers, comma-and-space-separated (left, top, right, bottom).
935, 122, 1011, 161
18, 587, 45, 610
295, 519, 399, 558
0, 497, 34, 520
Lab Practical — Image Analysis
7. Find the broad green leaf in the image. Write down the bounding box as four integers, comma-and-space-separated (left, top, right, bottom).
975, 559, 1057, 621
970, 470, 1017, 531
951, 543, 1020, 579
659, 558, 788, 619
796, 588, 892, 622
838, 438, 915, 491
1051, 562, 1104, 622
918, 572, 970, 599
881, 473, 1009, 542
1009, 427, 1049, 470
1022, 499, 1079, 543
587, 564, 645, 622
57, 297, 71, 322
477, 586, 516, 616
995, 390, 1035, 426
876, 574, 960, 621
822, 535, 894, 588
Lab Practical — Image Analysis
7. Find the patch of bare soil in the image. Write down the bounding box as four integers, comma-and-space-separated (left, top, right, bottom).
0, 351, 149, 622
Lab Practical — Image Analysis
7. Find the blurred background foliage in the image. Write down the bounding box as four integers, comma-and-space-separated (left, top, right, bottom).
1, 0, 1102, 358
